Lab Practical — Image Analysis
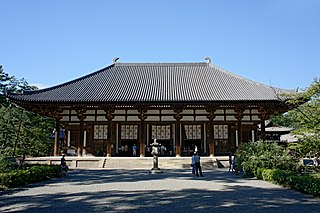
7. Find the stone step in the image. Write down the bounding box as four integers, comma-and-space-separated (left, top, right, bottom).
24, 156, 230, 169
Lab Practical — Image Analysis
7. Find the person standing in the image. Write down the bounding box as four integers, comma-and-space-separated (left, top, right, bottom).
60, 154, 69, 176
233, 154, 239, 175
124, 144, 129, 156
229, 153, 234, 172
194, 152, 203, 177
191, 152, 196, 176
132, 144, 138, 156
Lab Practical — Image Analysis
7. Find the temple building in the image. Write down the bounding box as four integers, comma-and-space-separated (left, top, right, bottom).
7, 58, 290, 157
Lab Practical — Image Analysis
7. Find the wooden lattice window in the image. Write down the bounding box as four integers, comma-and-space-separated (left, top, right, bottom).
184, 125, 201, 140
94, 125, 108, 139
151, 125, 171, 140
121, 125, 138, 139
213, 125, 228, 139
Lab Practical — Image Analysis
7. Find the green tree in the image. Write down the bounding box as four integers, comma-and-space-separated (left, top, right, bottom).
236, 141, 297, 176
298, 133, 320, 157
0, 67, 55, 157
273, 78, 320, 133
272, 78, 320, 158
0, 65, 12, 106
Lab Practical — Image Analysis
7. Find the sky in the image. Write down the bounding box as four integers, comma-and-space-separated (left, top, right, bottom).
1, 0, 319, 90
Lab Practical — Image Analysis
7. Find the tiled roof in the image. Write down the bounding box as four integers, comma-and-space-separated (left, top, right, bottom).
7, 62, 289, 104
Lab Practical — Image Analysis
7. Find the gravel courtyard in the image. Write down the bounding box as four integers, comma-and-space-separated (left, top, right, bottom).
1, 168, 319, 213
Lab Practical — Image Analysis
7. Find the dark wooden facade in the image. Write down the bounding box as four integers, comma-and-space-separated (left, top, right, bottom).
20, 103, 286, 157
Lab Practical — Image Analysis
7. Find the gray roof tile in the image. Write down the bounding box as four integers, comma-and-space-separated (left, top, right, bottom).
7, 62, 289, 104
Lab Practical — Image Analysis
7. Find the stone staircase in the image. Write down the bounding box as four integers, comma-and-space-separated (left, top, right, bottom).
103, 156, 229, 170
24, 156, 230, 170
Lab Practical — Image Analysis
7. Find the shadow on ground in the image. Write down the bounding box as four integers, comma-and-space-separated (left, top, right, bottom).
1, 169, 319, 213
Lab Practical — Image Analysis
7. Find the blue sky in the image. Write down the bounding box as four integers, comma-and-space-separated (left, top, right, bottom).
1, 0, 319, 90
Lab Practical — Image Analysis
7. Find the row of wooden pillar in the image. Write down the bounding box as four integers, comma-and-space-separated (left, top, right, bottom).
53, 119, 267, 157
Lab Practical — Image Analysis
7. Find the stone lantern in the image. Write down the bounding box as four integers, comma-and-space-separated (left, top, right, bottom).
150, 139, 163, 173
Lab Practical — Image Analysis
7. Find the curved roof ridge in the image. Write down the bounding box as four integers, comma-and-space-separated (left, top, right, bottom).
209, 63, 272, 89
22, 64, 115, 95
209, 63, 293, 95
114, 62, 208, 67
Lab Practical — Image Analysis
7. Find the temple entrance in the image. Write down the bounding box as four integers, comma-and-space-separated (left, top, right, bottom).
119, 140, 139, 156
148, 124, 173, 157
181, 124, 203, 156
156, 139, 174, 156
182, 139, 202, 156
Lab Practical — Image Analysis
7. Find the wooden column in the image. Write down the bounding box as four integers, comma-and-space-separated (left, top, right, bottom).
206, 107, 216, 157
260, 119, 266, 141
79, 119, 84, 156
53, 110, 62, 156
105, 108, 115, 157
234, 108, 245, 147
258, 107, 270, 141
54, 118, 60, 156
76, 108, 87, 157
138, 108, 148, 157
174, 109, 183, 157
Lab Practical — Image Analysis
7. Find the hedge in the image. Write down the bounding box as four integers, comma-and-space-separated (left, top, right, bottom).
255, 168, 320, 197
0, 165, 62, 189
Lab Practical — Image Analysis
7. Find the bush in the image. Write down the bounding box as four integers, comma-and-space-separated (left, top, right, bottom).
236, 141, 297, 176
256, 168, 320, 197
0, 165, 62, 189
0, 156, 17, 173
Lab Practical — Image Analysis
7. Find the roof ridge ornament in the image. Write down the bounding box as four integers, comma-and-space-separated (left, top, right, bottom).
113, 57, 120, 64
205, 57, 211, 64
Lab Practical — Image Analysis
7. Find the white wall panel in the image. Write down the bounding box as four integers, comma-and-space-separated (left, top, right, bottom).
215, 109, 224, 114
213, 116, 224, 121
97, 110, 105, 114
97, 116, 107, 121
62, 110, 69, 115
127, 116, 140, 121
161, 110, 174, 114
181, 110, 193, 114
86, 110, 95, 114
114, 110, 126, 114
146, 110, 159, 114
242, 115, 251, 121
195, 116, 208, 121
161, 116, 175, 121
252, 115, 260, 121
127, 110, 139, 114
61, 116, 69, 122
70, 116, 79, 121
85, 116, 95, 121
226, 110, 234, 114
226, 116, 237, 121
180, 116, 194, 121
113, 116, 126, 121
145, 116, 160, 121
195, 109, 206, 114
251, 109, 259, 114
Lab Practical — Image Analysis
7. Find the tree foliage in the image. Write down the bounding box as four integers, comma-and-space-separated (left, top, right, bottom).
273, 78, 320, 133
0, 65, 55, 157
298, 133, 320, 157
236, 141, 297, 176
